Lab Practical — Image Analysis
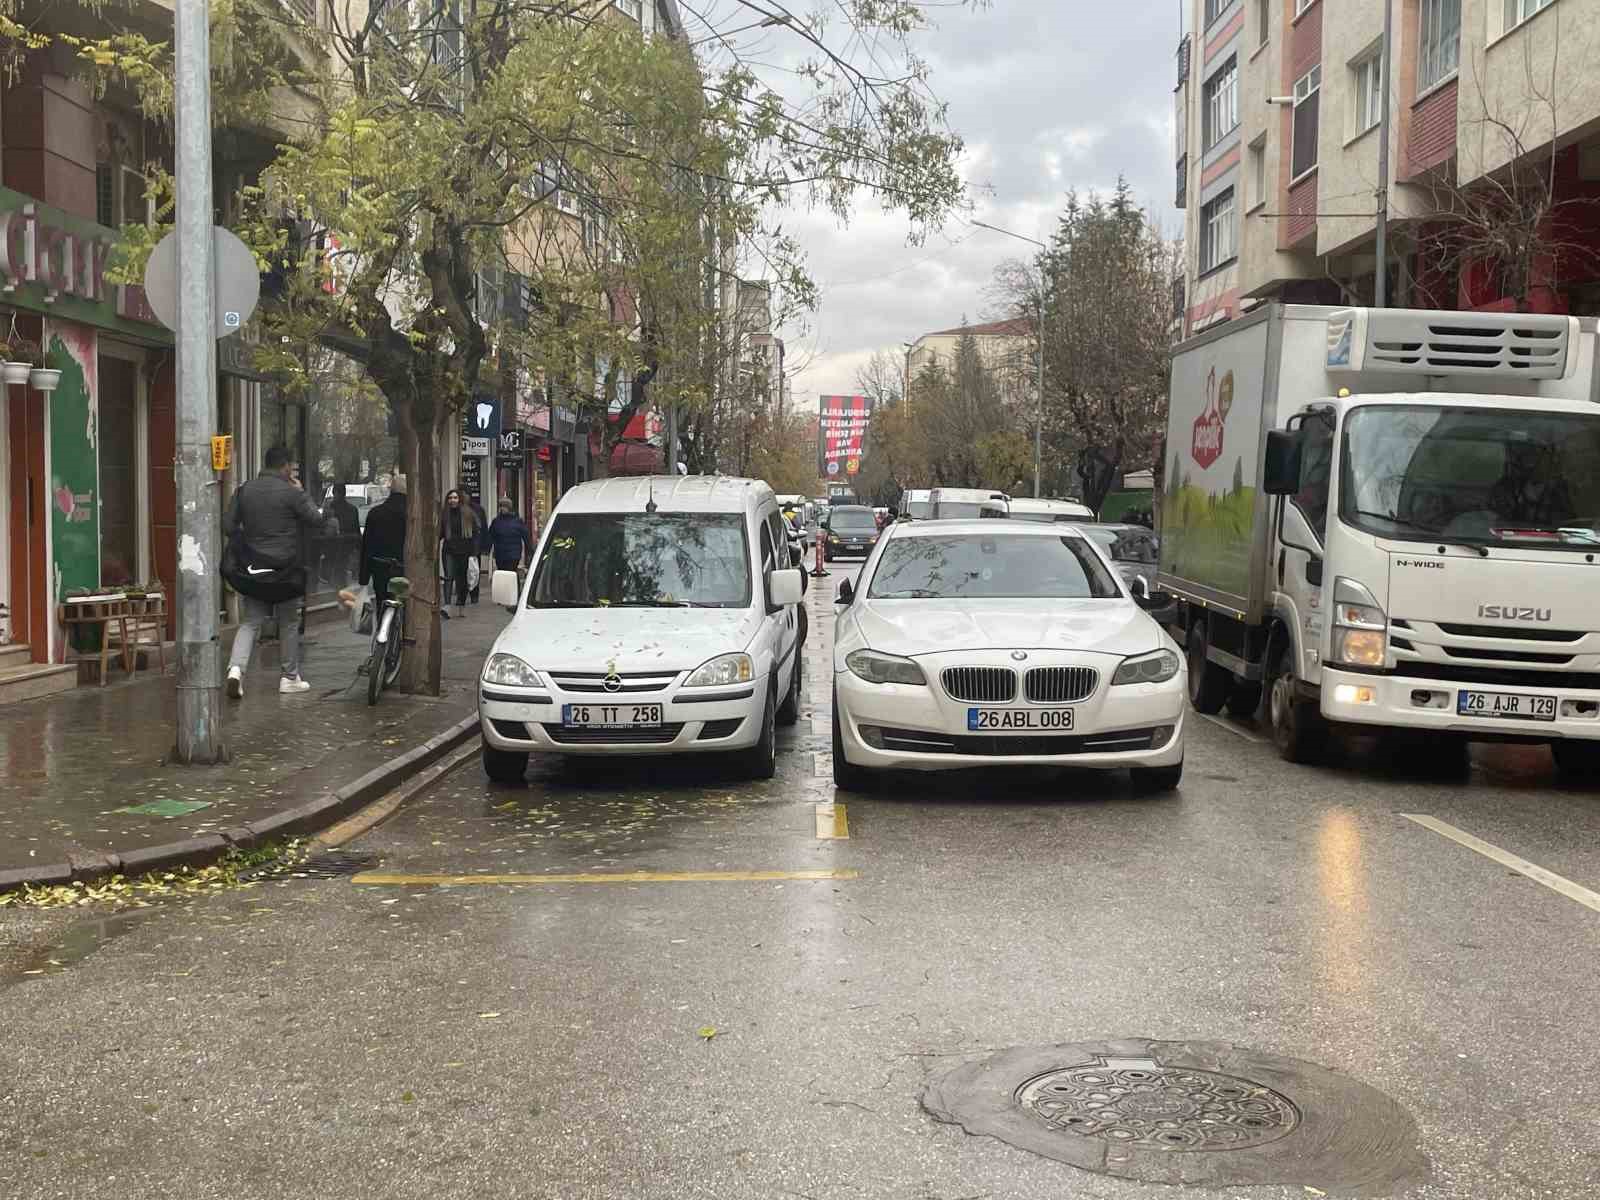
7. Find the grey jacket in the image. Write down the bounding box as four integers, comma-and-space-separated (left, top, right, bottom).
225, 473, 325, 567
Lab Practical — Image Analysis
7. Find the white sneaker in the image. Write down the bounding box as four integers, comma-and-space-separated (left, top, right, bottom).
226, 666, 244, 699
279, 674, 311, 694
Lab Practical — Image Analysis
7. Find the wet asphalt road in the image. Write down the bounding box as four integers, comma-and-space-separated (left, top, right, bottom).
5, 562, 1600, 1199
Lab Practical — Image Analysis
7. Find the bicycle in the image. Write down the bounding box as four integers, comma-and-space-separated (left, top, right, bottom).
366, 574, 411, 706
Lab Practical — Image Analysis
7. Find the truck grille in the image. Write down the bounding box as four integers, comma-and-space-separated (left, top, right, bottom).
941, 667, 1016, 703
1024, 666, 1098, 704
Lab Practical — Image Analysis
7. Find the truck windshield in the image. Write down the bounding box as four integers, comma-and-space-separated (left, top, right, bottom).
1340, 405, 1600, 549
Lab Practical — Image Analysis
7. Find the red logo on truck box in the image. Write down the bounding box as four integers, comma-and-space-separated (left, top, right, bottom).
1191, 367, 1231, 469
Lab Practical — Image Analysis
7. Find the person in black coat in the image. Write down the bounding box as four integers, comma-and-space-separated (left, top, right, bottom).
360, 475, 408, 606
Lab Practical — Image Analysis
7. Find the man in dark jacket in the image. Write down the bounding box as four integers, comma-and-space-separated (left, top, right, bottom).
224, 445, 327, 699
487, 497, 534, 571
360, 475, 408, 609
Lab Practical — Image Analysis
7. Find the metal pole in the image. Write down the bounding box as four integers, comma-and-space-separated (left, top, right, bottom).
172, 0, 226, 764
1374, 0, 1394, 307
1033, 291, 1043, 498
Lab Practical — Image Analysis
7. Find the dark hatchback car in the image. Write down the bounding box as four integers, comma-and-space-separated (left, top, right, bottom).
822, 505, 881, 560
1079, 523, 1176, 623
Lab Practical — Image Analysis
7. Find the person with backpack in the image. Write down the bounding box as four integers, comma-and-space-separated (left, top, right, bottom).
224, 446, 328, 698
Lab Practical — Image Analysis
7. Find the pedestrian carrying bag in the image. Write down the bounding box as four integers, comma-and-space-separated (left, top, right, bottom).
227, 537, 306, 605
348, 582, 375, 636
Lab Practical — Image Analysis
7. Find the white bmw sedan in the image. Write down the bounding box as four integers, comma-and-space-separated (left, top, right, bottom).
831, 521, 1187, 792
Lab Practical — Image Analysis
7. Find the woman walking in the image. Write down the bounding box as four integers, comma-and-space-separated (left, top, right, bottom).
439, 488, 481, 620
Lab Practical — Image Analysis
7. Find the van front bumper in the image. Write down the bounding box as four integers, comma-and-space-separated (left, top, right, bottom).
479, 680, 767, 756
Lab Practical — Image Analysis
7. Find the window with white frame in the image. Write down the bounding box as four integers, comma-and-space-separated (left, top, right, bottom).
1248, 138, 1267, 209
1351, 46, 1383, 136
1200, 188, 1237, 273
1257, 0, 1270, 45
1418, 0, 1460, 91
614, 0, 643, 20
1203, 56, 1239, 149
1203, 0, 1229, 26
1504, 0, 1555, 29
1291, 65, 1320, 179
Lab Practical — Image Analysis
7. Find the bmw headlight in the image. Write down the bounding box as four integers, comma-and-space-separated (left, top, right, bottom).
482, 654, 544, 688
1111, 648, 1181, 686
684, 652, 754, 688
845, 649, 927, 686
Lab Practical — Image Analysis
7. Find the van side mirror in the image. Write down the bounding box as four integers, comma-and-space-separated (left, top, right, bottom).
835, 578, 854, 605
769, 568, 804, 607
1263, 429, 1301, 495
1131, 575, 1151, 601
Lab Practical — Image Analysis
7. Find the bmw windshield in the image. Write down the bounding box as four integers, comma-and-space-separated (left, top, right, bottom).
1340, 406, 1600, 550
529, 513, 751, 608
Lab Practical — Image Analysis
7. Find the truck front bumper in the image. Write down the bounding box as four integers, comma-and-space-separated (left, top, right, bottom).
1320, 666, 1600, 740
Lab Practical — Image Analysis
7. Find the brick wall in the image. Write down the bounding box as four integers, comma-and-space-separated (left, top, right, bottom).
1289, 0, 1321, 80
1286, 172, 1317, 246
1405, 79, 1458, 177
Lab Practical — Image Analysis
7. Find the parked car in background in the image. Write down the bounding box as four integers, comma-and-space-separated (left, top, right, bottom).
898, 488, 932, 520
830, 520, 1186, 792
1078, 523, 1175, 624
480, 476, 807, 784
928, 487, 1010, 520
1007, 497, 1094, 523
822, 504, 881, 560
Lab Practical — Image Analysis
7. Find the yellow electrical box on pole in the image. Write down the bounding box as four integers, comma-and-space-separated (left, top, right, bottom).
211, 434, 232, 471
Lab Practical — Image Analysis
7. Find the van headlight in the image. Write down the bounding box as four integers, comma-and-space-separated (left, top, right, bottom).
1111, 648, 1181, 686
1331, 577, 1387, 667
684, 653, 754, 688
845, 649, 927, 686
482, 654, 544, 687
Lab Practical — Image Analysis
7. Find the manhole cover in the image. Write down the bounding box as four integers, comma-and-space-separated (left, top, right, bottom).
1015, 1055, 1299, 1151
923, 1039, 1427, 1195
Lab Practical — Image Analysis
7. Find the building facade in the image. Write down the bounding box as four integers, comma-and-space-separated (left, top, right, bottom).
1175, 0, 1600, 336
905, 317, 1034, 406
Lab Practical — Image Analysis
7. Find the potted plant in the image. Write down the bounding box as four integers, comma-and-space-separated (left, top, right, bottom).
29, 344, 61, 393
3, 334, 38, 386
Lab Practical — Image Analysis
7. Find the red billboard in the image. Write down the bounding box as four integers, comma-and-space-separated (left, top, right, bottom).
817, 394, 874, 479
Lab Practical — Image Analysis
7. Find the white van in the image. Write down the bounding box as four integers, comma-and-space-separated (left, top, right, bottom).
481, 476, 806, 782
928, 487, 1011, 520
1007, 497, 1095, 522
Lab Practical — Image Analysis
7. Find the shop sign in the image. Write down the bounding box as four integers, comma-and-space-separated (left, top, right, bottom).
0, 187, 168, 339
497, 428, 525, 466
462, 436, 491, 457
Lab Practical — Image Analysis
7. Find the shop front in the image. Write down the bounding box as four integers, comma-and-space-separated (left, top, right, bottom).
0, 187, 173, 664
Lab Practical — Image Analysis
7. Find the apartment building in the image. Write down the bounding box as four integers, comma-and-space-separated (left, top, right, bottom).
905, 317, 1035, 406
1174, 0, 1600, 336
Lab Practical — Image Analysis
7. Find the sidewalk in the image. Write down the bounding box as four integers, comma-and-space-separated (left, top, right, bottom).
0, 600, 505, 881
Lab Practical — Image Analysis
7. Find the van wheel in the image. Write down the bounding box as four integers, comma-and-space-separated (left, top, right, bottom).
1552, 739, 1600, 782
736, 682, 778, 780
1186, 618, 1232, 714
482, 742, 528, 784
777, 653, 802, 726
830, 688, 876, 793
1267, 641, 1327, 764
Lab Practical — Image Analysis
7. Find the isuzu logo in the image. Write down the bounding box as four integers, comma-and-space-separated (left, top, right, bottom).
1478, 604, 1552, 622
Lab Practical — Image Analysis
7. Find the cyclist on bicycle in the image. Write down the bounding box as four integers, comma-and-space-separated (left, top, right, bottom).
360, 473, 408, 603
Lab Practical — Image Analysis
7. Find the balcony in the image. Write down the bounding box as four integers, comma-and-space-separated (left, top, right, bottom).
1175, 155, 1188, 209
1176, 35, 1191, 88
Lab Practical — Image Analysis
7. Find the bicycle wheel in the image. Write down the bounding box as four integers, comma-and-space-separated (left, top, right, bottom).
367, 609, 391, 706
383, 605, 405, 686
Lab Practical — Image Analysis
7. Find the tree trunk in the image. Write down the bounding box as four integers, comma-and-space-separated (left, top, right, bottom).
396, 400, 444, 696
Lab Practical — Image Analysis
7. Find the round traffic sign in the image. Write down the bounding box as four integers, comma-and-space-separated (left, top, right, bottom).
143, 226, 261, 338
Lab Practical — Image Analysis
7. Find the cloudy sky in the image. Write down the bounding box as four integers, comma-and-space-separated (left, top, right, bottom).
757, 1, 1184, 403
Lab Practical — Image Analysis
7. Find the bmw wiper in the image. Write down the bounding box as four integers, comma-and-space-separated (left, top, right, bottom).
1350, 509, 1489, 558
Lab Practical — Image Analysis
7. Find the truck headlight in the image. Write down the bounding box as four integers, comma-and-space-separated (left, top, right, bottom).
482, 654, 544, 687
1111, 648, 1181, 686
1331, 577, 1387, 666
684, 653, 754, 688
845, 649, 927, 686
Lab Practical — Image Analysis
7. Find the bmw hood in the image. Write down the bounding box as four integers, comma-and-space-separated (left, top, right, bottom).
497, 607, 760, 674
851, 598, 1163, 658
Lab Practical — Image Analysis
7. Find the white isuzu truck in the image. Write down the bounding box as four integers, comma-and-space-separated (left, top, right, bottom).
1157, 303, 1600, 776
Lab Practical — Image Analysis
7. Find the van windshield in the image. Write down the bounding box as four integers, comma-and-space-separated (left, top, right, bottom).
828, 508, 877, 532
1340, 405, 1600, 549
529, 513, 751, 608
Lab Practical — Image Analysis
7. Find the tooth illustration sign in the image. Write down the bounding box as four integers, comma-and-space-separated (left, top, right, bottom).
476, 401, 493, 430
1191, 365, 1225, 470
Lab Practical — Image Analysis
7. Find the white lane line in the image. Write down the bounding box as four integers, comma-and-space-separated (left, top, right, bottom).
1197, 712, 1266, 743
1402, 813, 1600, 915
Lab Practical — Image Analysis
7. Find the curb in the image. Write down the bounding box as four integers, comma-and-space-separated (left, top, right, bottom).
0, 714, 482, 894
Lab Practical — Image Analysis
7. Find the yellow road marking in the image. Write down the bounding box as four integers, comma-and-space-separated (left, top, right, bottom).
1402, 813, 1600, 914
352, 869, 859, 887
814, 802, 849, 840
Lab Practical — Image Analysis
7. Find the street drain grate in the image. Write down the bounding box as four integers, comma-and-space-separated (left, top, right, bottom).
251, 850, 380, 880
1015, 1056, 1299, 1151
924, 1039, 1428, 1195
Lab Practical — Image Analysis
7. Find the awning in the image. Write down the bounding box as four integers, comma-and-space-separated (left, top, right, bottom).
609, 442, 663, 475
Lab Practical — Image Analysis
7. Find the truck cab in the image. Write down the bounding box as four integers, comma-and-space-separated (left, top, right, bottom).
1160, 305, 1600, 778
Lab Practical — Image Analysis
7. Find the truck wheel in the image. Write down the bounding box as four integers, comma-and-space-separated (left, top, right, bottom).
1186, 619, 1232, 714
1267, 641, 1327, 764
1552, 739, 1600, 782
1225, 683, 1263, 720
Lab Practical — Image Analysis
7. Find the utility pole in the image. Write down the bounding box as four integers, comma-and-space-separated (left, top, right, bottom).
972, 220, 1048, 498
1374, 0, 1394, 307
172, 0, 226, 764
